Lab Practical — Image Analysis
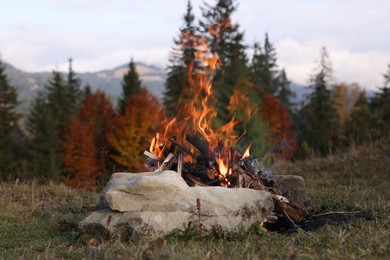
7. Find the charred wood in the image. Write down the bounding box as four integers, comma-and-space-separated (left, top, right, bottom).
182, 172, 208, 187
168, 137, 197, 160
186, 134, 215, 163
182, 163, 217, 181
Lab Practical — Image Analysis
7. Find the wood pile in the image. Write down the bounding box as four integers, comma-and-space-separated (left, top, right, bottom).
144, 133, 308, 223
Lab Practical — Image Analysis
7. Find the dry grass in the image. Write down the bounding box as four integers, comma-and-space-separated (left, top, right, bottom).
0, 139, 389, 259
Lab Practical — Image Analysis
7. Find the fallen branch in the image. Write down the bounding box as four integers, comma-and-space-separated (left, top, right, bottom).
311, 211, 362, 218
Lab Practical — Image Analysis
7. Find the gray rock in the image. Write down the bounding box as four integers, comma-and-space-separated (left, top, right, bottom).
273, 175, 314, 213
80, 170, 274, 237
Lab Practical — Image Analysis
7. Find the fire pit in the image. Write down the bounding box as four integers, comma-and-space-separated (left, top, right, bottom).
80, 35, 313, 237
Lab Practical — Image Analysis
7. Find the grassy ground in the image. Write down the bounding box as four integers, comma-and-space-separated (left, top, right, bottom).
1, 139, 389, 259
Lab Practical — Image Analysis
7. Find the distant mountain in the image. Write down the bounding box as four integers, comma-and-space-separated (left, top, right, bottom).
5, 61, 324, 115
4, 62, 167, 114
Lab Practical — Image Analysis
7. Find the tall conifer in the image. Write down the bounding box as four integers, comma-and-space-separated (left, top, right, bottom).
347, 91, 375, 144
0, 59, 21, 178
276, 68, 294, 107
250, 33, 279, 96
370, 64, 390, 136
67, 58, 82, 109
302, 47, 340, 155
118, 58, 142, 114
26, 94, 61, 180
163, 0, 197, 118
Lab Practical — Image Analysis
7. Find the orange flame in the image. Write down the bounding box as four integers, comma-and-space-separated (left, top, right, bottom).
149, 20, 249, 182
241, 144, 252, 160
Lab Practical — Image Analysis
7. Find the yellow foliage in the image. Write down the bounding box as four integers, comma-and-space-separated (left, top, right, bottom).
107, 89, 165, 172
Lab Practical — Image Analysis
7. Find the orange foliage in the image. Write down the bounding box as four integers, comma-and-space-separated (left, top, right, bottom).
62, 91, 114, 190
107, 89, 165, 172
261, 94, 297, 160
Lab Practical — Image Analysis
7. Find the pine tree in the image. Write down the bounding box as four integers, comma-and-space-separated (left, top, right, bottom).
347, 91, 375, 144
118, 58, 142, 114
276, 69, 295, 107
370, 64, 390, 136
0, 59, 21, 178
163, 0, 197, 119
302, 47, 340, 156
250, 33, 279, 96
27, 71, 68, 180
67, 58, 82, 109
46, 71, 72, 130
27, 61, 84, 181
26, 94, 61, 180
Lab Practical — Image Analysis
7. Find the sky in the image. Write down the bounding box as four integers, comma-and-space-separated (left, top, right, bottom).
1, 0, 389, 90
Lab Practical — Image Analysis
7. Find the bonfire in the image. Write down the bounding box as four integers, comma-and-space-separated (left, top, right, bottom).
144, 30, 308, 223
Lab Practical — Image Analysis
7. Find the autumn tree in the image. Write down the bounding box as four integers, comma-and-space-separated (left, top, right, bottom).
62, 90, 115, 190
118, 58, 142, 114
332, 83, 363, 145
108, 89, 165, 172
163, 0, 198, 118
261, 95, 297, 160
0, 59, 21, 178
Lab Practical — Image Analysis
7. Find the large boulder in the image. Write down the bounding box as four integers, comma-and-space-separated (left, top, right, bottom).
80, 170, 274, 237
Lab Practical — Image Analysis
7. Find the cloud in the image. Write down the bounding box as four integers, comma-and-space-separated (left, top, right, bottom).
276, 37, 389, 90
1, 0, 390, 92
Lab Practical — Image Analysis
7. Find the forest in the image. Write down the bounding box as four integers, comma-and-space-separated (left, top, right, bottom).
0, 0, 389, 190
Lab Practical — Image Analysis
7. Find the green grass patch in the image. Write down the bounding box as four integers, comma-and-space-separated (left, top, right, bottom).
0, 139, 389, 258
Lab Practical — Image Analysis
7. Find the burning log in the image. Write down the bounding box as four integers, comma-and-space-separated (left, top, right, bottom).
168, 138, 197, 160
183, 163, 215, 179
145, 146, 309, 223
186, 134, 215, 163
182, 172, 208, 186
231, 164, 265, 189
143, 31, 311, 226
156, 153, 176, 172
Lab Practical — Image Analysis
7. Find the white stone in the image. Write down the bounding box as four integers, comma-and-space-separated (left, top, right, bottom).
80, 170, 274, 237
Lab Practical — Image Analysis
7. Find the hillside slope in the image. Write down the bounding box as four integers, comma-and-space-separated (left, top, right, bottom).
4, 62, 166, 113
